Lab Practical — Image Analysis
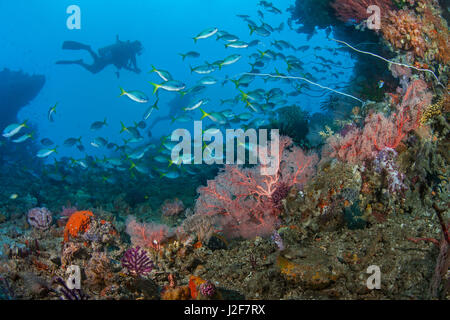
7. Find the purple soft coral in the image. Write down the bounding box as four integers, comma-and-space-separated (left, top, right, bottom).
27, 207, 52, 230
52, 277, 89, 300
199, 281, 216, 298
271, 230, 285, 251
121, 246, 154, 276
373, 147, 407, 195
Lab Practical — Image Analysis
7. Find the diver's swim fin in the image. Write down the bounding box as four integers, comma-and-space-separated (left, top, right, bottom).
55, 59, 83, 65
62, 41, 91, 51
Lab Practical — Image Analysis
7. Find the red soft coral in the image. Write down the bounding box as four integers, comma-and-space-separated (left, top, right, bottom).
331, 0, 394, 23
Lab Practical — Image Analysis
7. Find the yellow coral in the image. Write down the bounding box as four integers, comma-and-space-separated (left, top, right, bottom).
319, 125, 334, 139
420, 100, 442, 125
277, 255, 299, 278
161, 286, 191, 300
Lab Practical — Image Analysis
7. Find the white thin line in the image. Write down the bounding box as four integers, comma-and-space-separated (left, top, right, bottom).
243, 72, 365, 103
331, 38, 445, 89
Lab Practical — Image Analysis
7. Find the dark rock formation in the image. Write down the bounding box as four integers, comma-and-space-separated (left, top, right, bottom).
0, 68, 45, 130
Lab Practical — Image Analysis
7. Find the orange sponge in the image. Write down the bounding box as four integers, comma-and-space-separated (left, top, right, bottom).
64, 210, 94, 242
188, 275, 206, 299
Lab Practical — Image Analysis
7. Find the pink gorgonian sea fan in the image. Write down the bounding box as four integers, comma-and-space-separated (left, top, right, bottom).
160, 198, 185, 217
195, 136, 318, 239
125, 216, 171, 250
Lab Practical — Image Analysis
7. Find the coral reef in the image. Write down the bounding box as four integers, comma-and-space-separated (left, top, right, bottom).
381, 2, 450, 65
0, 0, 448, 303
85, 252, 113, 290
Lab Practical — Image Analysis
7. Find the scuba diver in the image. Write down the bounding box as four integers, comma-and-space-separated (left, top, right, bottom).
147, 95, 188, 131
56, 36, 143, 78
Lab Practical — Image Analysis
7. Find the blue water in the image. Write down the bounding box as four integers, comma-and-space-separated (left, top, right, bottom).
0, 0, 354, 160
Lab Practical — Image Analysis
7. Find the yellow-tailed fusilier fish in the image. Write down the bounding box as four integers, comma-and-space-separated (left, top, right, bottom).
190, 64, 216, 75
183, 98, 210, 111
90, 118, 108, 130
119, 87, 149, 103
143, 99, 159, 120
158, 169, 180, 179
218, 54, 241, 69
193, 27, 218, 43
149, 65, 173, 82
127, 146, 149, 160
2, 120, 28, 138
154, 155, 169, 164
248, 25, 270, 37
225, 41, 249, 49
217, 33, 240, 42
48, 103, 58, 122
64, 137, 82, 147
200, 109, 227, 125
129, 161, 151, 175
198, 76, 217, 85
12, 132, 34, 143
171, 114, 192, 123
37, 147, 57, 158
178, 51, 200, 60
91, 137, 108, 148
40, 138, 54, 146
120, 121, 130, 134
70, 158, 88, 169
149, 80, 186, 94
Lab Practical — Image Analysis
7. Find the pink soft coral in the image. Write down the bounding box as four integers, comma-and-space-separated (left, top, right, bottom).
125, 216, 170, 250
326, 79, 430, 164
160, 198, 185, 217
195, 136, 318, 239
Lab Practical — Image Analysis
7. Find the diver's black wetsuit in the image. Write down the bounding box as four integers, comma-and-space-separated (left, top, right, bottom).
56, 36, 142, 76
148, 95, 187, 130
